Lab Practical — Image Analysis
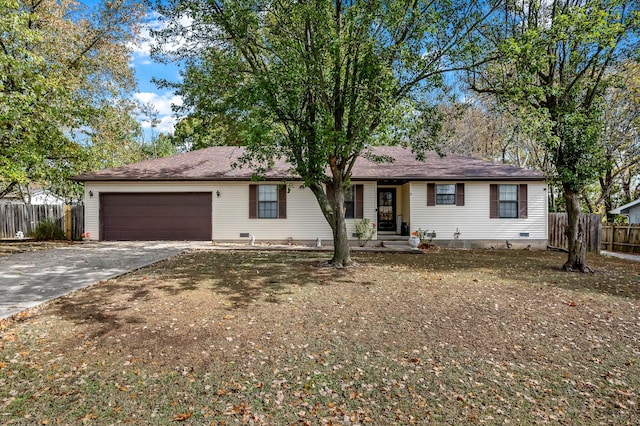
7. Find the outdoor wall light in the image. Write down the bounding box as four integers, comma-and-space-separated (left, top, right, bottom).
216, 190, 221, 198
89, 190, 93, 197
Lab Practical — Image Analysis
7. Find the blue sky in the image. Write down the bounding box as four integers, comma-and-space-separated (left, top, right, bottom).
128, 11, 184, 136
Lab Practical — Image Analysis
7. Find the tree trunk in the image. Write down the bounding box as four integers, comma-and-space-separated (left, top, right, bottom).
562, 186, 592, 273
330, 197, 352, 267
308, 182, 353, 267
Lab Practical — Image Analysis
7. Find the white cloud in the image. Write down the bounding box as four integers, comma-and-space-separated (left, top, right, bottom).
129, 11, 194, 61
134, 92, 183, 134
134, 92, 183, 116
140, 115, 177, 134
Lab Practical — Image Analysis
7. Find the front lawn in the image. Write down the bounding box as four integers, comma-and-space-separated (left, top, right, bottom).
1, 249, 639, 424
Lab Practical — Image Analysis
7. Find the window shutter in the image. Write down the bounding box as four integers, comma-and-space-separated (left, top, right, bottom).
427, 183, 436, 206
456, 183, 465, 206
519, 184, 528, 218
278, 186, 287, 219
490, 184, 499, 218
249, 185, 257, 219
355, 185, 364, 219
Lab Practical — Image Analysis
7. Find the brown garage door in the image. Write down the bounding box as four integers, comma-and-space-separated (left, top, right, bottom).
100, 193, 212, 241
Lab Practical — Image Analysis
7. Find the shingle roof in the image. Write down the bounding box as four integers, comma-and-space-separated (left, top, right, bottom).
70, 146, 544, 182
609, 198, 640, 215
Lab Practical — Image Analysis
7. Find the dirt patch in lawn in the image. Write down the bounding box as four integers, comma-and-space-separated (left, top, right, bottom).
0, 240, 76, 257
1, 249, 639, 424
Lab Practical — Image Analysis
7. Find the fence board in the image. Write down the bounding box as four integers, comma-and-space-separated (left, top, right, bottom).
601, 224, 640, 254
72, 205, 84, 240
0, 204, 84, 240
548, 213, 602, 254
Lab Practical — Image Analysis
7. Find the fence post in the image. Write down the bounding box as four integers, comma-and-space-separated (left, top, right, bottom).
610, 225, 614, 251
64, 204, 72, 240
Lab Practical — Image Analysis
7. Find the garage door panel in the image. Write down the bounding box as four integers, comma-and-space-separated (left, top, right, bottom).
101, 193, 212, 241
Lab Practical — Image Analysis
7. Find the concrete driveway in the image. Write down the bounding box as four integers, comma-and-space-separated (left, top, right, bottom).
0, 241, 208, 320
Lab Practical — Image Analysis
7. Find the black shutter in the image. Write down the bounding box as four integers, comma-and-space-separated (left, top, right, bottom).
249, 185, 257, 219
490, 184, 499, 218
355, 185, 364, 218
427, 183, 436, 206
278, 186, 287, 219
519, 184, 528, 218
456, 183, 465, 206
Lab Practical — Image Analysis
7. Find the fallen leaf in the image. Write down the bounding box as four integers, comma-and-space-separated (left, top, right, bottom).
82, 412, 98, 422
173, 412, 192, 421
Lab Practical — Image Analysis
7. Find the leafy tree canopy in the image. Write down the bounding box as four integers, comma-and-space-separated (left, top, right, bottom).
0, 0, 146, 200
154, 0, 494, 265
468, 0, 640, 271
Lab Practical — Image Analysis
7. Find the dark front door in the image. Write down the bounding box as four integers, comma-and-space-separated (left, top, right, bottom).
377, 188, 396, 232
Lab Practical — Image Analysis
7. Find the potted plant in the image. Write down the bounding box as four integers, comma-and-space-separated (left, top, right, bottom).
408, 231, 420, 248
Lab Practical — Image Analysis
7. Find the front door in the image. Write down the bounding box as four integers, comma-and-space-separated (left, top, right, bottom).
377, 188, 396, 232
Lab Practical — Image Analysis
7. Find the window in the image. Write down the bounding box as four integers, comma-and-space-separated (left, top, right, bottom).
258, 185, 278, 218
436, 184, 456, 205
326, 184, 364, 219
249, 184, 287, 219
499, 185, 518, 218
344, 186, 355, 218
427, 183, 464, 206
490, 184, 528, 219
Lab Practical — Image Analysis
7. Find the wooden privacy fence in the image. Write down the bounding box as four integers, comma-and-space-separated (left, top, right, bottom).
548, 213, 602, 254
0, 204, 84, 240
601, 224, 640, 254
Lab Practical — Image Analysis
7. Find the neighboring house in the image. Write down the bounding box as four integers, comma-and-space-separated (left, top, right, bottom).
610, 199, 640, 224
0, 186, 65, 205
70, 146, 548, 248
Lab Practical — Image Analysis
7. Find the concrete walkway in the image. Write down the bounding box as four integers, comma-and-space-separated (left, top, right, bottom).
0, 241, 208, 320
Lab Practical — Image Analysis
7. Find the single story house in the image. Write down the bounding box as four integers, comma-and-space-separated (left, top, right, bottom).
0, 185, 65, 205
71, 146, 548, 248
609, 199, 640, 224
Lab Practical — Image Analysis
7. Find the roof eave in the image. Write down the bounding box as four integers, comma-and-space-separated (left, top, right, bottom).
73, 175, 546, 182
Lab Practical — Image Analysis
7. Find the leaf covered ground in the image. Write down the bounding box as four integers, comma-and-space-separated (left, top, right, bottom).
1, 249, 639, 424
0, 241, 73, 257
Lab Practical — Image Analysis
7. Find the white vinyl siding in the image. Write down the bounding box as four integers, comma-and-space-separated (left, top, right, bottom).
410, 181, 547, 240
83, 180, 546, 243
84, 181, 377, 241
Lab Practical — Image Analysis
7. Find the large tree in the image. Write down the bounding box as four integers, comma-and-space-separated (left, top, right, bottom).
595, 61, 640, 219
0, 0, 145, 200
154, 0, 494, 266
468, 0, 640, 272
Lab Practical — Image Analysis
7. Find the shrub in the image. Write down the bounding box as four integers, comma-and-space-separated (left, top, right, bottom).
354, 218, 376, 247
33, 218, 65, 241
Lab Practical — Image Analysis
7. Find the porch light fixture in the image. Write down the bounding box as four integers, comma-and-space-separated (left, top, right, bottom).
89, 191, 93, 197
216, 190, 221, 198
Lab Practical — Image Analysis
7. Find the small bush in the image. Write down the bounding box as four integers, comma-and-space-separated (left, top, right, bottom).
33, 218, 65, 241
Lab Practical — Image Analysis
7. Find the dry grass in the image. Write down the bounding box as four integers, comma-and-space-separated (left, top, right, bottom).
1, 249, 639, 425
0, 241, 75, 257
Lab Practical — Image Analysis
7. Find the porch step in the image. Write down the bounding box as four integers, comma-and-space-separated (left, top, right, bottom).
377, 234, 409, 241
381, 239, 411, 248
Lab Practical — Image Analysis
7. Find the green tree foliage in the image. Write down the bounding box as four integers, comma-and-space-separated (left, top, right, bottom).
154, 0, 493, 266
0, 0, 145, 200
468, 0, 640, 272
596, 61, 640, 219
